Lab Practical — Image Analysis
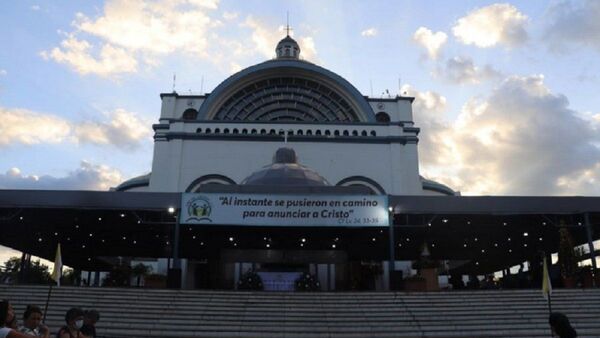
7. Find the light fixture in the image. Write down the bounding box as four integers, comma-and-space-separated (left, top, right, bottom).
524, 244, 528, 247
475, 262, 479, 266
229, 237, 234, 242
54, 232, 58, 236
75, 225, 79, 229
234, 243, 237, 247
398, 243, 402, 247
539, 237, 543, 241
481, 249, 485, 253
263, 237, 267, 240
193, 236, 196, 239
19, 217, 23, 221
137, 220, 141, 224
494, 243, 498, 247
578, 222, 582, 226
542, 222, 546, 226
332, 244, 336, 249
474, 238, 478, 242
523, 232, 528, 237
133, 241, 137, 244
38, 238, 42, 242
300, 243, 304, 247
467, 221, 471, 225
120, 213, 125, 218
388, 206, 393, 212
301, 238, 306, 243
442, 219, 448, 223
88, 258, 91, 261
508, 237, 511, 241
82, 244, 86, 248
428, 223, 431, 227
509, 249, 512, 253
168, 207, 175, 214
334, 237, 339, 242
101, 239, 105, 243
503, 222, 507, 226
89, 233, 93, 237
200, 242, 204, 246
266, 244, 270, 248
98, 217, 102, 221
406, 238, 410, 242
372, 237, 376, 242
122, 236, 127, 240
464, 244, 467, 247
431, 243, 436, 247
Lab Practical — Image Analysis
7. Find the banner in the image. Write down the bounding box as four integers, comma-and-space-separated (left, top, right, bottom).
181, 193, 388, 227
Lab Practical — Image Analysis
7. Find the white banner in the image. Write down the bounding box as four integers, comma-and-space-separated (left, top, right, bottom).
181, 193, 389, 227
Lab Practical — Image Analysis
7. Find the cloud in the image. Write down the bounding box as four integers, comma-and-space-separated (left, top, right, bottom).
0, 107, 71, 146
361, 28, 378, 37
453, 3, 528, 48
413, 27, 447, 60
73, 109, 153, 148
0, 106, 151, 148
412, 75, 600, 195
0, 69, 6, 76
0, 161, 124, 191
31, 5, 40, 11
434, 56, 502, 84
40, 35, 138, 77
42, 1, 320, 76
544, 0, 600, 53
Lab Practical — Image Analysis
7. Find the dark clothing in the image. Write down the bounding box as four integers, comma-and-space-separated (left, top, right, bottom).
80, 325, 95, 338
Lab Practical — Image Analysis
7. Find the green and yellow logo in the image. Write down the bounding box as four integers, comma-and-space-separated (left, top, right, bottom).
186, 196, 212, 222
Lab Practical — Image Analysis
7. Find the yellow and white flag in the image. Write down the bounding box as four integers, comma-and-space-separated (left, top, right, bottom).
542, 256, 552, 300
50, 243, 62, 286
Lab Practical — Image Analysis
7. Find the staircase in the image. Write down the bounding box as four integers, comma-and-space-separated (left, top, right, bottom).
2, 285, 599, 337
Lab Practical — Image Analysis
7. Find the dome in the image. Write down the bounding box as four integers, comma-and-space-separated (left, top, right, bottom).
241, 148, 330, 186
276, 35, 300, 59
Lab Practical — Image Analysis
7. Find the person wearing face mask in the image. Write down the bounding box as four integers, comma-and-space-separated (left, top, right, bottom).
0, 300, 30, 338
56, 308, 89, 338
18, 306, 49, 338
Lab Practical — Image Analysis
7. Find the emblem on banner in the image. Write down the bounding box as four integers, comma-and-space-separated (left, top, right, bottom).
186, 196, 212, 222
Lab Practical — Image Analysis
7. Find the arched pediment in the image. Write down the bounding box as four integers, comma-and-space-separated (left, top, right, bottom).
198, 60, 375, 123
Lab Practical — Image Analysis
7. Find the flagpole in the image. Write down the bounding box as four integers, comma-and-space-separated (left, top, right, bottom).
42, 284, 52, 323
45, 243, 62, 323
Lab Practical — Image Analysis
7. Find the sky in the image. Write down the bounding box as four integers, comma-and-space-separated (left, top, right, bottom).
1, 0, 600, 263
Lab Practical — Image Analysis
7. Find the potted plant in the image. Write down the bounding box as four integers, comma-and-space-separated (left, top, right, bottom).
295, 273, 321, 291
411, 243, 440, 291
237, 269, 263, 291
404, 274, 427, 292
558, 227, 579, 288
144, 273, 167, 288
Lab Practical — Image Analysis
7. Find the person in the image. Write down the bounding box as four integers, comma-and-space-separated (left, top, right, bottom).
18, 306, 49, 337
549, 312, 577, 338
79, 311, 98, 338
0, 300, 30, 338
56, 308, 89, 338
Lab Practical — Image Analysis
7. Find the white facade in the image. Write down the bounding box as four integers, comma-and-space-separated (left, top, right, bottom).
117, 36, 455, 197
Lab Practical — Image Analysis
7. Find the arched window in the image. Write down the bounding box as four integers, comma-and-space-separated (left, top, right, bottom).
182, 108, 198, 120
316, 130, 322, 136
186, 174, 237, 192
223, 128, 230, 134
297, 130, 303, 136
214, 128, 221, 134
306, 130, 313, 136
361, 130, 367, 136
352, 130, 358, 136
336, 176, 386, 195
260, 129, 266, 135
343, 130, 349, 136
196, 128, 202, 133
325, 130, 331, 136
375, 112, 390, 123
370, 130, 377, 137
205, 128, 211, 134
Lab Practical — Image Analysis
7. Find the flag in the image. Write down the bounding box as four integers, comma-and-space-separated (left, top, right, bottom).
542, 256, 552, 300
50, 243, 62, 286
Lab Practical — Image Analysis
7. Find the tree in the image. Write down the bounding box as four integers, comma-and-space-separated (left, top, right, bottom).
558, 227, 579, 280
131, 263, 152, 287
1, 257, 51, 284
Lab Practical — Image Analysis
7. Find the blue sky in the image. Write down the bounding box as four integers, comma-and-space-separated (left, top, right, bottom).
1, 1, 600, 261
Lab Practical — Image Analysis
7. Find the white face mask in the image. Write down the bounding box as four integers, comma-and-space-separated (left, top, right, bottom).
75, 320, 84, 329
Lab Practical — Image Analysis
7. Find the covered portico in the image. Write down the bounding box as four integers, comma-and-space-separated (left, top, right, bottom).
1, 189, 599, 290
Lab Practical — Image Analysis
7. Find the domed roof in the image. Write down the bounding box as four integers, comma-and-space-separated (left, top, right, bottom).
241, 148, 330, 186
276, 35, 300, 59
